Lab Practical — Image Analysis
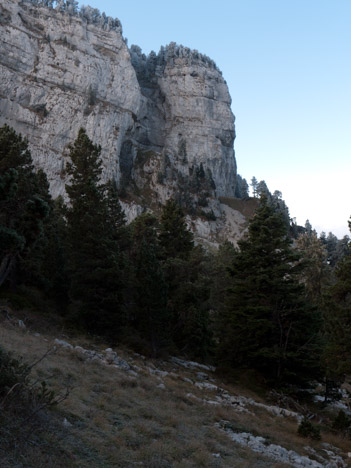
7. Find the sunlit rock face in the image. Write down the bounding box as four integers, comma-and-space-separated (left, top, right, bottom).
0, 0, 140, 197
0, 0, 243, 245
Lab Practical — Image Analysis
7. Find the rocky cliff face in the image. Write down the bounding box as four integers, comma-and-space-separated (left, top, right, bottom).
0, 0, 246, 245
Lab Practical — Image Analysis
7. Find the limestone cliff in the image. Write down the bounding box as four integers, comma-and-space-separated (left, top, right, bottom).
0, 0, 246, 245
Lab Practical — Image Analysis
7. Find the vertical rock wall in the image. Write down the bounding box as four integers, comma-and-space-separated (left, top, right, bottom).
0, 0, 243, 245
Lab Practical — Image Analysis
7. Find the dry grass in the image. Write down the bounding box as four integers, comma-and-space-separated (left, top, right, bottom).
1, 308, 351, 467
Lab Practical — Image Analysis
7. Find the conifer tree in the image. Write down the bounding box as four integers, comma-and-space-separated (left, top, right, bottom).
0, 125, 50, 287
250, 176, 258, 197
159, 200, 212, 358
295, 230, 330, 304
159, 199, 194, 260
241, 178, 250, 199
217, 196, 322, 383
323, 219, 351, 376
130, 214, 169, 356
65, 128, 125, 336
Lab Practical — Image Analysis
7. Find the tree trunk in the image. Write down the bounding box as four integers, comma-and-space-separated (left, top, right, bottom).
0, 254, 15, 288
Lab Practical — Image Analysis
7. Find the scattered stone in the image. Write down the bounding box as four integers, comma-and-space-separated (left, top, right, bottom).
212, 453, 221, 458
63, 418, 72, 428
112, 358, 130, 371
182, 377, 193, 385
154, 369, 169, 377
128, 370, 138, 377
186, 392, 202, 402
132, 365, 142, 373
170, 356, 215, 372
195, 382, 218, 392
54, 339, 73, 349
34, 332, 40, 337
157, 383, 166, 390
217, 423, 336, 468
104, 349, 118, 364
205, 399, 220, 406
196, 372, 209, 380
18, 320, 26, 329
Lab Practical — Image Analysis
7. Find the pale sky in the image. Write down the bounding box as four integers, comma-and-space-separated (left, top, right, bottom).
80, 0, 351, 238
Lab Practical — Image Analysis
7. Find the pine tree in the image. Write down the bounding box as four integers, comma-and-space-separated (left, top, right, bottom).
65, 128, 125, 336
217, 197, 322, 383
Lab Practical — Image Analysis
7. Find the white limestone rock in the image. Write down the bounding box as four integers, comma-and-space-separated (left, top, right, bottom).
0, 0, 247, 245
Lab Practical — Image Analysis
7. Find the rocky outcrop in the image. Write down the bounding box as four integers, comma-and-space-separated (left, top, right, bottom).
130, 44, 236, 200
0, 0, 139, 197
0, 0, 244, 245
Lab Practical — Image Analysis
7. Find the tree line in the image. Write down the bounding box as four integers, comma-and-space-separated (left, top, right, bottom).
1, 124, 351, 389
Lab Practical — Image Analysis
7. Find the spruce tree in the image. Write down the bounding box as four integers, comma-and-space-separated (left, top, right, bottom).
217, 196, 322, 384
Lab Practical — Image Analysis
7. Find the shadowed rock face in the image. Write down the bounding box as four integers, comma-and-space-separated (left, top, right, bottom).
0, 0, 236, 199
130, 44, 237, 199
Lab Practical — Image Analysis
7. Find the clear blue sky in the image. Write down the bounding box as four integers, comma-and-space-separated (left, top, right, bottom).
80, 0, 351, 237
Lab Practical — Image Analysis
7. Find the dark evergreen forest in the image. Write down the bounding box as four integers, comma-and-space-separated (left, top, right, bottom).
1, 124, 351, 389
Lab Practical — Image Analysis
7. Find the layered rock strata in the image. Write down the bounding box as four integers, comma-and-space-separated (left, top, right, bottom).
0, 0, 244, 244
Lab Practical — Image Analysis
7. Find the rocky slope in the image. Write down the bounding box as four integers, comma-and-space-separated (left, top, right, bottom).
0, 0, 246, 245
1, 307, 351, 467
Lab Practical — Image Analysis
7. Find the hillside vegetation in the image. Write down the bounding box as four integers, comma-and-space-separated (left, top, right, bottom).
1, 307, 351, 467
2, 125, 351, 466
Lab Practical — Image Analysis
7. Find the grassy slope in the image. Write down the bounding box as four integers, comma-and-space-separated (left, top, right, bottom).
0, 307, 351, 468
